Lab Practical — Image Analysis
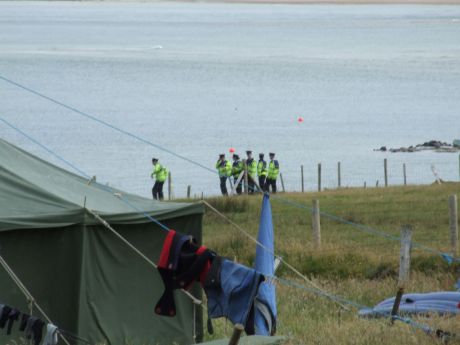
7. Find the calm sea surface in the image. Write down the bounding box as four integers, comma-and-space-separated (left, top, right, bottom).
1, 1, 460, 198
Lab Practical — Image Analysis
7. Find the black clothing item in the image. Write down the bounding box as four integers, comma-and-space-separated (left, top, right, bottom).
24, 316, 37, 339
155, 230, 215, 317
19, 313, 30, 331
219, 176, 228, 196
246, 158, 256, 194
6, 308, 20, 335
233, 177, 242, 195
0, 305, 12, 328
152, 181, 165, 200
30, 318, 45, 345
266, 178, 277, 193
258, 176, 266, 192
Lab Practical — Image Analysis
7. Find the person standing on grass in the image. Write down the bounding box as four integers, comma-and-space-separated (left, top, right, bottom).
266, 152, 279, 193
151, 158, 168, 200
257, 153, 268, 192
216, 153, 232, 196
232, 154, 244, 195
245, 150, 257, 194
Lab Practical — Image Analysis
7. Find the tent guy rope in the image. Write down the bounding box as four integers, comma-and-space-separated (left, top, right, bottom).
0, 81, 457, 341
0, 74, 457, 265
0, 114, 351, 311
0, 75, 457, 264
0, 115, 170, 233
202, 199, 350, 311
88, 205, 454, 343
86, 208, 203, 306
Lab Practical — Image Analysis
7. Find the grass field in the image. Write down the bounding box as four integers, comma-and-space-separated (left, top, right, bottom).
201, 183, 460, 344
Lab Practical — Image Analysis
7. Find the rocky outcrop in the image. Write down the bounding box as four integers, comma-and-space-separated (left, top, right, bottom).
375, 140, 460, 153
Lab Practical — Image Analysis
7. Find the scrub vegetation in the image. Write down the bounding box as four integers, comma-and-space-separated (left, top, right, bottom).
202, 183, 460, 344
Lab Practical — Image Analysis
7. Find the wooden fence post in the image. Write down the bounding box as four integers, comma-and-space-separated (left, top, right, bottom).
228, 324, 244, 345
384, 158, 388, 187
391, 225, 412, 322
279, 173, 285, 192
312, 199, 321, 248
301, 165, 304, 193
168, 173, 172, 200
187, 185, 191, 199
243, 160, 248, 195
318, 163, 322, 192
338, 161, 341, 188
403, 163, 407, 186
449, 195, 458, 257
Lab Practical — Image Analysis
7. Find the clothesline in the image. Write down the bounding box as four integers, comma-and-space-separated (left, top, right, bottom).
0, 254, 72, 345
0, 115, 453, 338
88, 210, 455, 342
201, 199, 349, 311
1, 89, 456, 263
0, 73, 456, 264
87, 208, 203, 307
0, 79, 456, 341
0, 113, 336, 310
0, 301, 91, 345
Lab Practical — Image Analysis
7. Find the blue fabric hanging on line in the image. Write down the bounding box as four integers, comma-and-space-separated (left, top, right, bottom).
254, 193, 277, 336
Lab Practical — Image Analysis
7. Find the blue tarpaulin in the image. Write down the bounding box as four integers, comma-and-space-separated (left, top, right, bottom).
254, 194, 277, 336
359, 292, 460, 317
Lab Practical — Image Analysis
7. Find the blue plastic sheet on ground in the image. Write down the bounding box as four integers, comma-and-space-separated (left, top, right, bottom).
359, 292, 460, 317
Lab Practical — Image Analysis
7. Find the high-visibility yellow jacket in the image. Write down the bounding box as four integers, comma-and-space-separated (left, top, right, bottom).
151, 163, 168, 182
257, 159, 268, 177
232, 160, 244, 178
216, 159, 232, 177
267, 160, 279, 179
246, 158, 257, 179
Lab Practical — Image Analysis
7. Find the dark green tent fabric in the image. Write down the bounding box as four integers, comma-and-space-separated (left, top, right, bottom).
0, 139, 204, 345
0, 138, 203, 230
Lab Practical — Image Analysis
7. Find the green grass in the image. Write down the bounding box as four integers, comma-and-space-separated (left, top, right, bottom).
201, 183, 460, 344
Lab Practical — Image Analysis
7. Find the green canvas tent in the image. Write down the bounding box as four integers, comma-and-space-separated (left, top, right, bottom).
0, 138, 204, 345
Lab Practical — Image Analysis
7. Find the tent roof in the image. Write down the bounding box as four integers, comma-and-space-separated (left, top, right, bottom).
0, 138, 203, 231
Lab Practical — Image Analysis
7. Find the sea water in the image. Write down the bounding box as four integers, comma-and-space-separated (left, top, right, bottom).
1, 1, 459, 198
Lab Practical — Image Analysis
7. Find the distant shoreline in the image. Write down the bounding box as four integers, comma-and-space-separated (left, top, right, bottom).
157, 0, 460, 4
14, 0, 460, 5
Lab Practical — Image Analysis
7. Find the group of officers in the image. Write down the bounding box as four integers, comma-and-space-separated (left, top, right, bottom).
215, 151, 280, 196
150, 151, 280, 200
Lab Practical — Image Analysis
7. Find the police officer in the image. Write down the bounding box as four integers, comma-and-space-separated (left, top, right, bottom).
151, 158, 168, 200
232, 154, 244, 195
245, 150, 257, 194
216, 154, 232, 196
257, 153, 268, 191
266, 152, 279, 193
